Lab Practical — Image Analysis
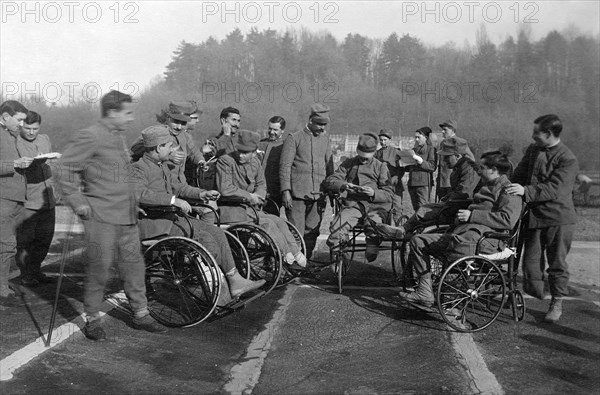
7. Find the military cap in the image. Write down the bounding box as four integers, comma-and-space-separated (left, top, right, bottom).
438, 136, 468, 156
309, 103, 330, 124
141, 125, 173, 148
439, 119, 457, 131
235, 129, 260, 152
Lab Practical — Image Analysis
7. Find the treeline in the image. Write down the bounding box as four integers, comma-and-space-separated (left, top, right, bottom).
12, 25, 600, 170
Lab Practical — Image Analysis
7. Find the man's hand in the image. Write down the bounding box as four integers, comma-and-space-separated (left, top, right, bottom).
202, 190, 220, 200
361, 186, 375, 197
249, 193, 264, 206
14, 157, 34, 169
456, 209, 471, 223
505, 183, 525, 196
173, 198, 192, 214
221, 121, 232, 136
75, 205, 92, 220
170, 146, 185, 165
412, 154, 423, 165
282, 190, 292, 209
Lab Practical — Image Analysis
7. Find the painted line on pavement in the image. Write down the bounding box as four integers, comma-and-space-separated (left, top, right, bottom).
223, 285, 298, 394
0, 293, 125, 382
450, 331, 504, 395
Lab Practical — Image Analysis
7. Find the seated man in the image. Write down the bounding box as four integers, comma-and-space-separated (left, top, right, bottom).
215, 130, 307, 269
131, 125, 265, 298
324, 133, 394, 262
378, 137, 481, 238
401, 151, 523, 307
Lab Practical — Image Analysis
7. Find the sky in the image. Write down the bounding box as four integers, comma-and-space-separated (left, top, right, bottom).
1, 0, 599, 105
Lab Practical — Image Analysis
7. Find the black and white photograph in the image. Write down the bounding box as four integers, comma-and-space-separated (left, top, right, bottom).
1, 0, 599, 393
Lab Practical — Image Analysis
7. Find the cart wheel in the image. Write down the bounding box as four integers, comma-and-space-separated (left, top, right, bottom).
437, 256, 506, 332
335, 250, 350, 294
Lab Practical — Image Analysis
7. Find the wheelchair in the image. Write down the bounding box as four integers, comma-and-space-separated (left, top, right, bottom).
215, 196, 306, 291
326, 193, 403, 294
139, 205, 263, 328
393, 200, 472, 290
400, 205, 529, 333
189, 157, 305, 288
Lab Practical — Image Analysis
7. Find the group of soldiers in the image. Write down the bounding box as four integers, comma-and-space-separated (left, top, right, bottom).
0, 91, 579, 340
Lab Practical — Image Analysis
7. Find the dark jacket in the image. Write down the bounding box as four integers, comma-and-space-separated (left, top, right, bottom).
279, 126, 334, 200
131, 154, 207, 240
511, 142, 578, 228
0, 123, 26, 202
16, 134, 55, 210
446, 156, 481, 201
375, 146, 405, 193
446, 174, 523, 259
58, 120, 137, 225
406, 143, 436, 188
258, 135, 287, 197
216, 153, 266, 223
131, 129, 203, 184
324, 156, 394, 212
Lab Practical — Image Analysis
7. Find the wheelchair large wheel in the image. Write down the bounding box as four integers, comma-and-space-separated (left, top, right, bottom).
224, 230, 251, 279
144, 237, 221, 327
278, 220, 307, 287
436, 256, 506, 332
226, 223, 282, 295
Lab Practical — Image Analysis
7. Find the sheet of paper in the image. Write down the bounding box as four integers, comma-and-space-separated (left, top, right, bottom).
34, 152, 62, 160
398, 149, 416, 166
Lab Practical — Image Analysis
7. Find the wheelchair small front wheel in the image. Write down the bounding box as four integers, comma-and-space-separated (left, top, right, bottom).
511, 289, 526, 322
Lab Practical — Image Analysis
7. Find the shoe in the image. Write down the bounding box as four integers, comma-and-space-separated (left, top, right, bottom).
132, 314, 168, 333
365, 243, 379, 262
544, 297, 563, 323
284, 252, 295, 266
229, 276, 266, 298
21, 273, 57, 287
0, 293, 22, 307
294, 252, 307, 268
82, 320, 107, 341
399, 274, 434, 307
375, 223, 406, 239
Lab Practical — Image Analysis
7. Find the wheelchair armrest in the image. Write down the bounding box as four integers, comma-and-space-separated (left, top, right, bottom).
139, 205, 179, 216
218, 196, 250, 205
444, 199, 473, 207
482, 230, 511, 241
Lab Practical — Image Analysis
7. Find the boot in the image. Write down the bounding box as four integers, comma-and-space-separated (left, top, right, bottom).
227, 269, 266, 298
400, 273, 434, 307
544, 297, 563, 323
365, 240, 379, 262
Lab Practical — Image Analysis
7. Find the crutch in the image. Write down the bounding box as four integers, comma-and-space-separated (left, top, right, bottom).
45, 211, 76, 347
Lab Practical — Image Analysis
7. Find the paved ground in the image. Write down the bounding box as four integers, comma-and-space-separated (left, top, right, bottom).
1, 211, 599, 393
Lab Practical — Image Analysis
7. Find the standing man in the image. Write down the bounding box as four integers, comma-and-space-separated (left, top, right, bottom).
375, 128, 404, 223
206, 106, 241, 157
258, 116, 287, 216
436, 120, 475, 200
58, 90, 166, 340
0, 100, 28, 306
506, 114, 578, 323
15, 111, 57, 286
280, 104, 334, 261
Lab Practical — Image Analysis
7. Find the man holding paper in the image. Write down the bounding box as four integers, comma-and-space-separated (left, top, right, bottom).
15, 111, 59, 286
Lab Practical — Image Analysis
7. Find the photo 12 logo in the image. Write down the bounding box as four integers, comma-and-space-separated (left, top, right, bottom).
400, 1, 539, 24
200, 1, 340, 23
1, 1, 140, 23
1, 82, 140, 104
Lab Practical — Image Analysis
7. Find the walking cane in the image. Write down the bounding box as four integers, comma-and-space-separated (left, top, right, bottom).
45, 210, 76, 347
